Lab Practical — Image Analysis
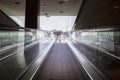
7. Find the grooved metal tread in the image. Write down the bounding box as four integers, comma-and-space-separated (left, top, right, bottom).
34, 40, 85, 80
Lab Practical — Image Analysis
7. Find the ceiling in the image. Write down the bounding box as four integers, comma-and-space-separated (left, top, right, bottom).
40, 0, 82, 16
0, 0, 82, 16
1, 0, 119, 30
75, 0, 120, 29
0, 0, 26, 16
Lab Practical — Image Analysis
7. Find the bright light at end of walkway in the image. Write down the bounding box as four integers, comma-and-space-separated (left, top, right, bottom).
40, 16, 76, 32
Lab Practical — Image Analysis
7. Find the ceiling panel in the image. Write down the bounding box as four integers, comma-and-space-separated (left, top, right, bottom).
0, 0, 82, 16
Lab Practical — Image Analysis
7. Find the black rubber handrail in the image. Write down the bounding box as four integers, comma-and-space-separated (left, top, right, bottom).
67, 41, 109, 80
72, 26, 120, 32
17, 39, 55, 80
79, 41, 120, 62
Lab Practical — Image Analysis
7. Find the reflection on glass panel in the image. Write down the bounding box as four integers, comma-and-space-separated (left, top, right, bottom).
0, 27, 54, 80
72, 27, 120, 80
73, 28, 120, 54
0, 31, 25, 48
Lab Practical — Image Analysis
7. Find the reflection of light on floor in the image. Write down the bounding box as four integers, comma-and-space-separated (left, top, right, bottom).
56, 37, 80, 43
65, 38, 78, 43
15, 51, 27, 68
15, 42, 26, 68
41, 39, 50, 43
56, 37, 67, 43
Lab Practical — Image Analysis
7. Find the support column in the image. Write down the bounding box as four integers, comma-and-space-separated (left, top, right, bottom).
25, 0, 40, 29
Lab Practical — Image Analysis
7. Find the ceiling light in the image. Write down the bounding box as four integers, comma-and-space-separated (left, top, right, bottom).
14, 2, 20, 5
45, 13, 48, 15
114, 5, 120, 9
43, 5, 48, 8
42, 10, 45, 12
59, 1, 64, 4
63, 0, 70, 1
59, 11, 64, 13
45, 13, 50, 17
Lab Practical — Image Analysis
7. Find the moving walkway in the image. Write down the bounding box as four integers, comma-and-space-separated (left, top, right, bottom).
0, 27, 120, 80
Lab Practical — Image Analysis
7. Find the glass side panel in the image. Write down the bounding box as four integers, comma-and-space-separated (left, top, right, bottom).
71, 27, 120, 80
0, 27, 54, 80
